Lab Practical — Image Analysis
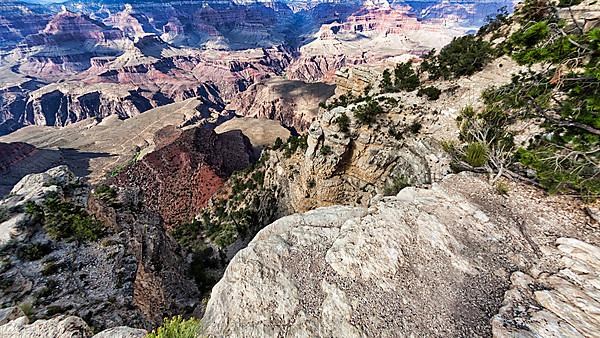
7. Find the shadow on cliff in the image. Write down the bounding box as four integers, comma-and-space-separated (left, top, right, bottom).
0, 147, 112, 198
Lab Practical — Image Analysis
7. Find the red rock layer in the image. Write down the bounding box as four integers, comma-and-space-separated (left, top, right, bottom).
113, 127, 256, 227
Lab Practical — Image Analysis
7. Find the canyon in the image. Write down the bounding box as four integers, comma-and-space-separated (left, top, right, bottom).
4, 1, 597, 338
0, 0, 513, 138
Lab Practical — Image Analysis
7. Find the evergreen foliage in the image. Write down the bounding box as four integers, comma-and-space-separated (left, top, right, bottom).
422, 35, 494, 80
449, 0, 600, 199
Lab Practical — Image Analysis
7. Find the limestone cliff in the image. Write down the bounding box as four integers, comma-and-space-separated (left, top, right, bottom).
203, 173, 600, 337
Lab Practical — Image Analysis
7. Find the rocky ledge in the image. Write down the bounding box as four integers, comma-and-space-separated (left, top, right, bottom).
0, 166, 199, 332
203, 173, 599, 337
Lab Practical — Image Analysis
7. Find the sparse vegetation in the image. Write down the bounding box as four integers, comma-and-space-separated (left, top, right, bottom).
495, 181, 510, 195
417, 86, 442, 101
478, 6, 511, 37
0, 207, 9, 223
353, 99, 384, 125
380, 68, 394, 93
19, 303, 34, 319
109, 149, 141, 178
319, 92, 366, 110
41, 260, 61, 276
393, 62, 420, 91
94, 184, 119, 207
383, 176, 410, 196
447, 0, 600, 199
16, 243, 52, 261
335, 112, 351, 133
282, 135, 308, 158
320, 145, 332, 156
147, 316, 202, 338
273, 137, 284, 150
26, 193, 106, 242
464, 142, 490, 168
409, 122, 423, 134
380, 62, 420, 93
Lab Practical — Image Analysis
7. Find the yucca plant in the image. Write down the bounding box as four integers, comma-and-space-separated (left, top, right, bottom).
464, 142, 489, 167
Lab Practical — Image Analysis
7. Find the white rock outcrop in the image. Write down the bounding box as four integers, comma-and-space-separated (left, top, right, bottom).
0, 165, 76, 245
203, 173, 599, 337
0, 314, 147, 338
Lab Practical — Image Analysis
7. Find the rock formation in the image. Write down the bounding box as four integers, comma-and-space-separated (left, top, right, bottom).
0, 311, 148, 338
0, 166, 199, 331
0, 1, 51, 51
203, 173, 600, 337
227, 77, 335, 131
215, 117, 291, 150
112, 127, 257, 228
17, 10, 129, 79
0, 98, 233, 188
256, 93, 452, 214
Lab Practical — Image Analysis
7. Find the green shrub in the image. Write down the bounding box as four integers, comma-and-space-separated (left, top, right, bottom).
464, 142, 489, 167
147, 316, 201, 338
19, 303, 34, 319
495, 181, 510, 195
422, 35, 494, 80
0, 276, 13, 290
417, 86, 442, 101
27, 194, 106, 243
393, 62, 420, 92
558, 0, 583, 6
0, 207, 9, 223
273, 137, 283, 150
380, 69, 394, 93
353, 99, 384, 125
409, 122, 423, 134
94, 184, 119, 207
17, 243, 52, 261
383, 176, 410, 196
320, 145, 332, 156
478, 6, 510, 36
283, 135, 308, 157
335, 112, 350, 133
41, 260, 61, 276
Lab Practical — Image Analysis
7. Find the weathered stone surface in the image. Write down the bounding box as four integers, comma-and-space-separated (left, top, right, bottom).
0, 307, 24, 326
258, 96, 452, 214
203, 173, 599, 337
226, 77, 335, 132
8, 165, 74, 205
0, 314, 147, 338
493, 238, 600, 338
0, 315, 92, 338
92, 326, 147, 338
